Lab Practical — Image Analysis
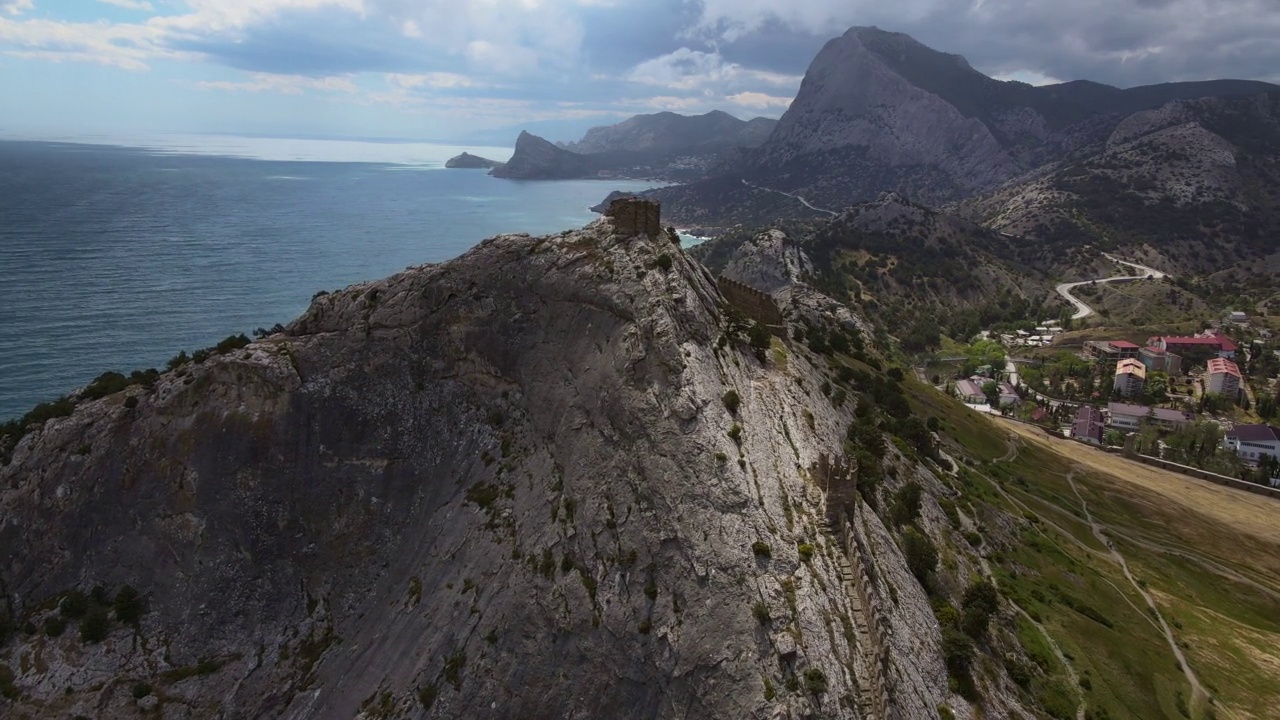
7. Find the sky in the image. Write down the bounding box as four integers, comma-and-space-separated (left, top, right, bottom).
0, 0, 1277, 144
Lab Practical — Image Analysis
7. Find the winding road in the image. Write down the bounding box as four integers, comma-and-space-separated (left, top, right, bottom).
741, 179, 839, 216
1056, 253, 1169, 320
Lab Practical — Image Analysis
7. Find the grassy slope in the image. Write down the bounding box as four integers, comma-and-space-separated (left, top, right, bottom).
908, 378, 1280, 719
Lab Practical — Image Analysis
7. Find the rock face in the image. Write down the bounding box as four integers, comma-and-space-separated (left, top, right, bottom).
762, 27, 1017, 198
565, 110, 777, 155
444, 152, 503, 169
0, 202, 975, 719
649, 26, 1277, 227
955, 92, 1280, 279
489, 131, 598, 179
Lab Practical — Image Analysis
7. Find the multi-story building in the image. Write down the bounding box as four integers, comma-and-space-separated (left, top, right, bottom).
1113, 358, 1146, 398
1206, 358, 1242, 400
1072, 406, 1105, 445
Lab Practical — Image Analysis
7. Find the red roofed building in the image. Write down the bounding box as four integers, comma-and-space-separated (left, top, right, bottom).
1151, 332, 1237, 359
1206, 358, 1242, 400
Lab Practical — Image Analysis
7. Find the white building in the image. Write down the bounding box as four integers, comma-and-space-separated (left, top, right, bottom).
1224, 425, 1280, 465
1206, 358, 1242, 400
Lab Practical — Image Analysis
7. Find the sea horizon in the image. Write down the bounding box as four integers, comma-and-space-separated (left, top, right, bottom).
0, 136, 661, 421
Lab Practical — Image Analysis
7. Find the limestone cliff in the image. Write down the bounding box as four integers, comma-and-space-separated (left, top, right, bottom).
489, 131, 598, 179
0, 200, 985, 719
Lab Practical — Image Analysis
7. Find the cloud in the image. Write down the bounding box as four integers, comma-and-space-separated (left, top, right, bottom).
96, 0, 155, 10
725, 91, 792, 110
196, 72, 358, 94
689, 0, 1280, 88
0, 0, 32, 16
626, 47, 802, 91
386, 72, 477, 89
0, 16, 190, 70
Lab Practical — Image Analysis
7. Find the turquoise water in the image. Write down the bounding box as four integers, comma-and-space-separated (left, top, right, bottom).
0, 138, 657, 420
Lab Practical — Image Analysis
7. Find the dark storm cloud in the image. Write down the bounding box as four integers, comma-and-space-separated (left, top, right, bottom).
689, 0, 1280, 88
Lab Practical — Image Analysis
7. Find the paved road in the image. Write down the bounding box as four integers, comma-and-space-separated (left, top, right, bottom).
741, 180, 838, 216
1056, 254, 1170, 320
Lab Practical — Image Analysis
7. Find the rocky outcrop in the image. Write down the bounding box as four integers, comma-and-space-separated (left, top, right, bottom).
445, 152, 504, 169
565, 111, 777, 155
763, 27, 1016, 195
0, 202, 980, 719
489, 131, 599, 179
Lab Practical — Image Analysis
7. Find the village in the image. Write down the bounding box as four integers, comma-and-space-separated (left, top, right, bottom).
929, 311, 1280, 486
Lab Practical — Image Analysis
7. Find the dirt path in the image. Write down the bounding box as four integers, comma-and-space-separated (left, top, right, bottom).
1064, 472, 1212, 713
998, 419, 1280, 548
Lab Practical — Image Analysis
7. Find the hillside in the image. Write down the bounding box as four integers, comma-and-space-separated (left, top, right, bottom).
564, 110, 776, 155
692, 193, 1064, 343
0, 200, 966, 719
955, 93, 1280, 281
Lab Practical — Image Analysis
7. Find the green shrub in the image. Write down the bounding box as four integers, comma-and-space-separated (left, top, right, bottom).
763, 677, 776, 701
654, 253, 673, 271
727, 424, 743, 446
714, 452, 728, 464
131, 683, 152, 699
797, 543, 815, 563
722, 390, 741, 414
417, 683, 438, 710
79, 608, 111, 644
638, 619, 652, 634
113, 585, 145, 627
751, 541, 771, 559
214, 333, 251, 354
1005, 658, 1033, 688
748, 322, 772, 352
961, 581, 999, 638
803, 668, 827, 694
442, 650, 466, 689
902, 528, 938, 587
43, 616, 67, 638
890, 482, 923, 526
0, 664, 18, 700
752, 602, 771, 624
59, 590, 89, 620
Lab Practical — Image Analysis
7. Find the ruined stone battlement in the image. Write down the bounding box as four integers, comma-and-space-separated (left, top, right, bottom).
605, 197, 662, 238
717, 275, 786, 337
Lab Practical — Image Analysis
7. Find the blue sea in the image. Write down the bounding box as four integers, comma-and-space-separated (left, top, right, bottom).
0, 136, 659, 421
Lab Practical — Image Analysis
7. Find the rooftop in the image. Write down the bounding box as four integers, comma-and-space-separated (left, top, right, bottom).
1159, 335, 1238, 351
1107, 402, 1192, 424
1228, 424, 1280, 443
1115, 358, 1146, 378
1110, 340, 1140, 349
1207, 358, 1242, 378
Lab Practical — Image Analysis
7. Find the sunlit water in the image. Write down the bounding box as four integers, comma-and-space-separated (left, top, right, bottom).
0, 137, 659, 420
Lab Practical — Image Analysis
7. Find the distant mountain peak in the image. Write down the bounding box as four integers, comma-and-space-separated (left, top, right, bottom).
563, 110, 777, 155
